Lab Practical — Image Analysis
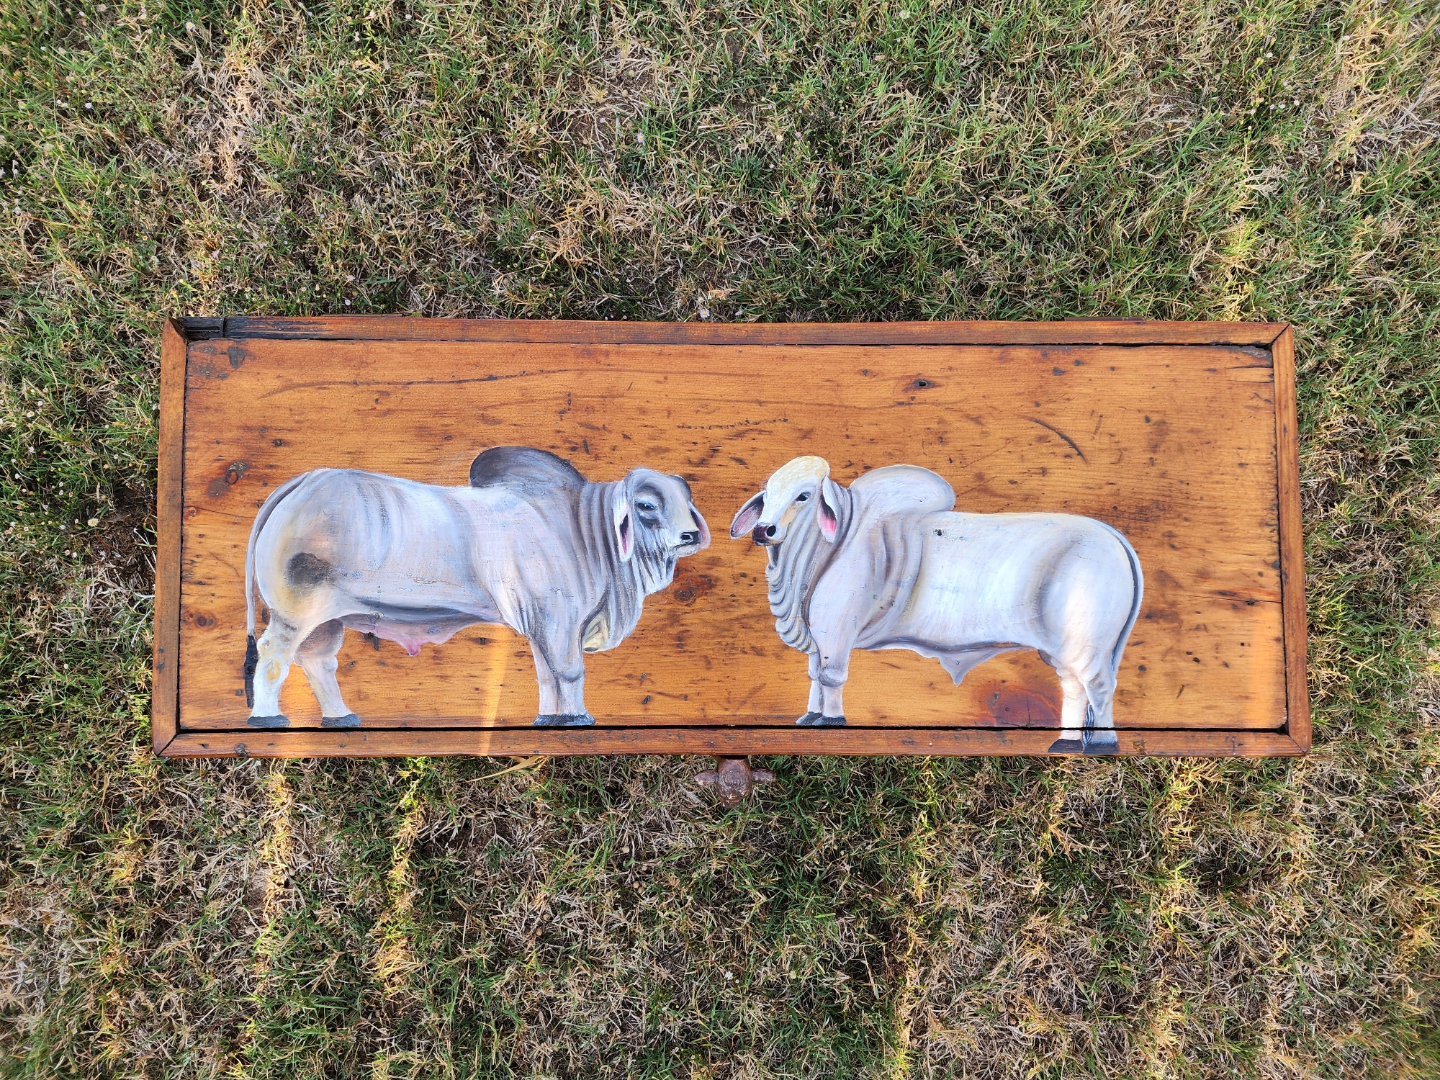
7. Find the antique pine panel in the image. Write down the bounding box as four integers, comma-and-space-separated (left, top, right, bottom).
154, 318, 1307, 758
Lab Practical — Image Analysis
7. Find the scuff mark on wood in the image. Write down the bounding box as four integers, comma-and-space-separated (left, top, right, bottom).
1027, 417, 1088, 462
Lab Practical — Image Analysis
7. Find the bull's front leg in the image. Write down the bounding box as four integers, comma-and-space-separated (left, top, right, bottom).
530, 622, 595, 728
802, 635, 852, 728
796, 651, 825, 725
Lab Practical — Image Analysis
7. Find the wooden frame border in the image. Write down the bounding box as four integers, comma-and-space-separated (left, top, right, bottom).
177, 316, 1286, 347
154, 317, 1307, 759
161, 728, 1304, 758
1269, 326, 1310, 751
152, 319, 186, 754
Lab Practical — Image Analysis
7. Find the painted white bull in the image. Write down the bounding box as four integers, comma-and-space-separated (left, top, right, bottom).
243, 448, 710, 729
730, 456, 1143, 754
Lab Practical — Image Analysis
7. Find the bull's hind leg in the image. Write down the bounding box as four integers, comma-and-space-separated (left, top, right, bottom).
1080, 671, 1118, 756
298, 620, 361, 729
1045, 660, 1119, 756
249, 618, 304, 729
1047, 668, 1089, 754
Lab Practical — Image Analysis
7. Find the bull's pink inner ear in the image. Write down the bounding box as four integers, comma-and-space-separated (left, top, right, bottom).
730, 493, 764, 538
819, 501, 838, 541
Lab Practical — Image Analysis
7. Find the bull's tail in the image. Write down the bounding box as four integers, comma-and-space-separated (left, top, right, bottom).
1098, 522, 1144, 685
244, 472, 310, 707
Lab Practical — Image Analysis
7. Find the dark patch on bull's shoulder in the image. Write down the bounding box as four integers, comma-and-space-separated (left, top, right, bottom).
287, 552, 334, 587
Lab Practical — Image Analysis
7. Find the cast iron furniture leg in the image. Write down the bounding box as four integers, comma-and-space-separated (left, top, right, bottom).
695, 757, 774, 807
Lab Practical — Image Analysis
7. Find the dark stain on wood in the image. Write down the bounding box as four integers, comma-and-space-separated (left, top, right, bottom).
670, 568, 717, 606
207, 461, 250, 498
1147, 419, 1172, 453
990, 684, 1061, 727
1026, 417, 1087, 462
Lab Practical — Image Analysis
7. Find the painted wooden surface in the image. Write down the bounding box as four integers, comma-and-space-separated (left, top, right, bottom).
155, 320, 1306, 757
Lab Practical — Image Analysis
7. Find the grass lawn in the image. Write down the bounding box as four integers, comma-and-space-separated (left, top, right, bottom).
1, 0, 1438, 1076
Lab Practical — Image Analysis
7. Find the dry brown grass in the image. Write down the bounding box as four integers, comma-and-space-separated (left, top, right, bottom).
1, 0, 1438, 1076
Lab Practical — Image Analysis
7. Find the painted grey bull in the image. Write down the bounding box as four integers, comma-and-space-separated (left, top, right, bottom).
243, 448, 710, 729
730, 456, 1143, 754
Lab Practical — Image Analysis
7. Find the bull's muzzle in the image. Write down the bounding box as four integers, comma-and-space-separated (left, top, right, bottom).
678, 504, 712, 553
752, 523, 779, 546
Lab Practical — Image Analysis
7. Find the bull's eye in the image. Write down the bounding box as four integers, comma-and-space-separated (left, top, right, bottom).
636, 500, 657, 513
795, 492, 810, 502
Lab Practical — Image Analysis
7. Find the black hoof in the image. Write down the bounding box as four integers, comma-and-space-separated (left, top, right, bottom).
1082, 730, 1119, 756
534, 713, 597, 728
247, 714, 290, 730
322, 713, 363, 730
1047, 737, 1085, 754
813, 715, 846, 728
796, 711, 823, 726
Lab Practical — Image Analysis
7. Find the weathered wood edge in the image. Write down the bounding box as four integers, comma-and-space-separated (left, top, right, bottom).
152, 320, 186, 754
159, 728, 1306, 759
159, 315, 1301, 761
176, 316, 1287, 348
1270, 325, 1311, 751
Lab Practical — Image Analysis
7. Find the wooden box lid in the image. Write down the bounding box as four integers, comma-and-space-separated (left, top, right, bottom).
154, 318, 1307, 759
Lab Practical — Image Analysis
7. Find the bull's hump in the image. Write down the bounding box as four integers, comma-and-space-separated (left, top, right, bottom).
851, 465, 956, 515
469, 446, 586, 491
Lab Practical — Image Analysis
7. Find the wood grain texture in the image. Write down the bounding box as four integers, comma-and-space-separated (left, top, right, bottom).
1270, 326, 1311, 749
169, 328, 1297, 750
152, 319, 186, 753
161, 727, 1307, 759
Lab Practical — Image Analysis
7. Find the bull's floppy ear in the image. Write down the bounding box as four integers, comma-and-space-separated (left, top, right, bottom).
612, 491, 634, 562
730, 492, 764, 539
818, 479, 842, 542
